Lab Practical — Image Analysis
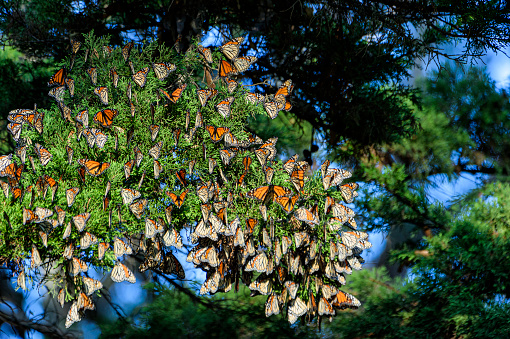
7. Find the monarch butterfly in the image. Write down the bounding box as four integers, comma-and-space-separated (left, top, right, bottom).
122, 41, 134, 61
58, 102, 72, 121
149, 141, 162, 160
332, 204, 355, 223
225, 78, 238, 93
72, 213, 90, 232
163, 227, 183, 249
82, 128, 96, 148
197, 89, 217, 106
80, 232, 98, 249
159, 83, 187, 103
65, 77, 75, 97
55, 206, 65, 226
263, 100, 280, 119
264, 166, 275, 185
71, 257, 88, 276
94, 86, 109, 105
331, 290, 361, 309
77, 159, 110, 177
340, 183, 359, 203
7, 123, 22, 141
148, 124, 160, 142
34, 206, 53, 221
70, 39, 81, 54
48, 86, 65, 102
167, 189, 188, 208
86, 67, 97, 85
94, 129, 108, 149
199, 271, 220, 295
199, 246, 219, 267
218, 60, 237, 77
114, 238, 133, 258
220, 37, 244, 60
275, 195, 299, 214
197, 45, 213, 63
275, 79, 294, 97
205, 125, 229, 143
247, 185, 292, 204
154, 160, 162, 179
82, 277, 103, 296
219, 149, 236, 166
173, 128, 181, 147
215, 96, 234, 119
111, 262, 136, 283
0, 181, 9, 199
233, 56, 257, 73
196, 185, 209, 204
290, 169, 305, 192
48, 67, 66, 86
0, 154, 12, 172
98, 242, 109, 260
152, 62, 176, 81
66, 187, 79, 207
245, 92, 265, 106
245, 252, 268, 273
281, 235, 292, 255
1, 162, 23, 182
133, 145, 143, 167
176, 169, 187, 186
195, 111, 204, 128
110, 68, 119, 88
129, 198, 147, 219
145, 218, 163, 239
7, 109, 29, 123
318, 297, 335, 316
193, 219, 218, 241
65, 302, 81, 328
23, 207, 37, 224
161, 252, 186, 279
294, 207, 319, 226
249, 276, 272, 295
93, 108, 118, 128
288, 297, 308, 318
124, 159, 135, 179
75, 109, 89, 128
15, 145, 26, 165
62, 222, 72, 239
133, 67, 150, 88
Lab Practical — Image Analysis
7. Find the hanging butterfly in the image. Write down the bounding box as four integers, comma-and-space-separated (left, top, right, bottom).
129, 198, 148, 219
149, 141, 162, 160
94, 86, 109, 105
58, 102, 72, 121
154, 160, 162, 179
34, 143, 52, 166
124, 159, 135, 179
294, 207, 319, 226
132, 67, 150, 88
77, 159, 110, 177
197, 89, 218, 107
48, 67, 66, 86
218, 60, 237, 77
133, 145, 143, 167
148, 124, 160, 142
111, 262, 136, 283
198, 45, 213, 63
225, 78, 238, 93
122, 41, 134, 62
86, 67, 97, 85
110, 68, 119, 88
167, 189, 189, 208
152, 62, 176, 81
245, 92, 265, 105
215, 97, 234, 119
220, 37, 244, 60
159, 83, 187, 104
48, 86, 65, 102
233, 56, 257, 73
65, 77, 75, 97
275, 195, 299, 214
93, 109, 118, 128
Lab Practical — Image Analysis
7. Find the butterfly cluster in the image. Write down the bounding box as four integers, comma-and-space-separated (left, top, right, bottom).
0, 33, 369, 328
